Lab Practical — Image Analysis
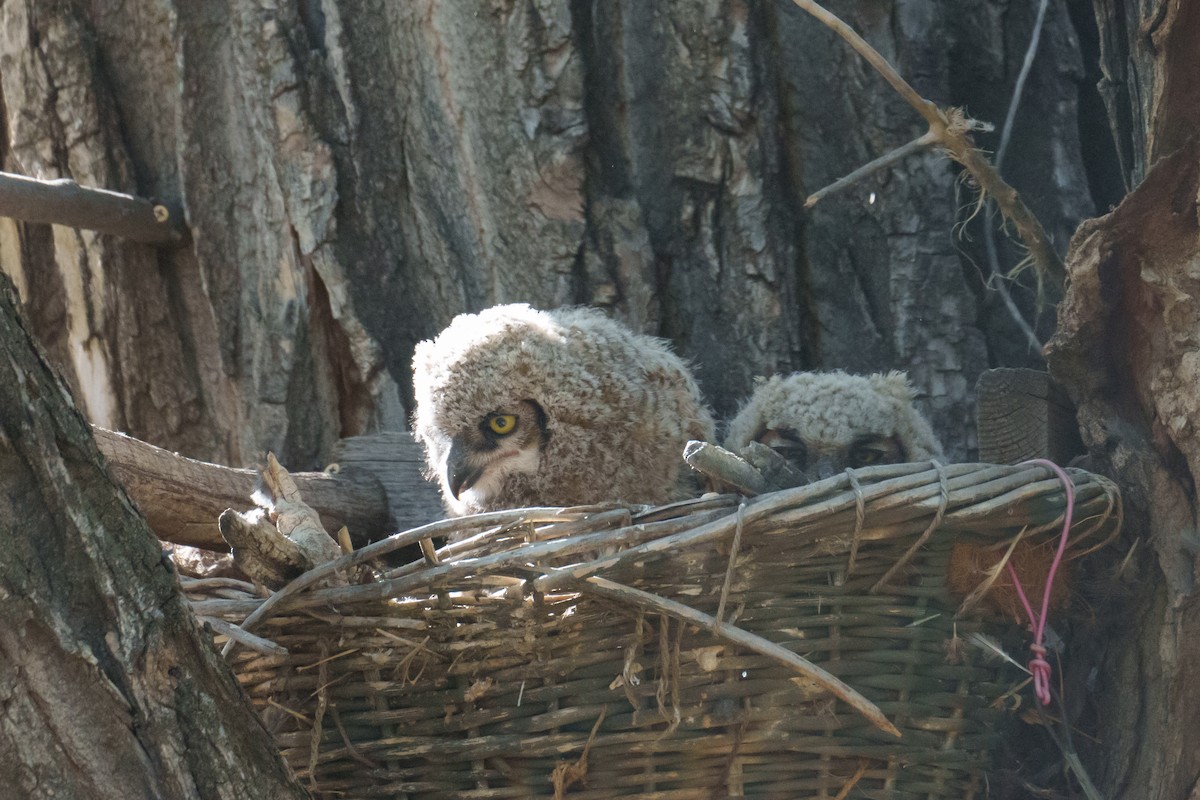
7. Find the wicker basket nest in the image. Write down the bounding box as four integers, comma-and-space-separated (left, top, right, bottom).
186, 460, 1121, 799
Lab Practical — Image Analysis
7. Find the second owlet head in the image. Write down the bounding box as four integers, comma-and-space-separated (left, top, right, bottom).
724, 370, 943, 481
412, 303, 715, 516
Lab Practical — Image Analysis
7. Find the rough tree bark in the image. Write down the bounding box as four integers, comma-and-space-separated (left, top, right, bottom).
1045, 4, 1200, 797
0, 0, 1091, 467
1048, 137, 1200, 800
1090, 0, 1200, 189
0, 275, 307, 799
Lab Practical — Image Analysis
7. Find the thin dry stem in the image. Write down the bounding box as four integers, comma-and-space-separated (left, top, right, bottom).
833, 760, 870, 800
806, 131, 938, 208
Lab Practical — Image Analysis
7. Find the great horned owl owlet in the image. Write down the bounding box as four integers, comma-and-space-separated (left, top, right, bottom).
413, 304, 715, 516
725, 370, 943, 481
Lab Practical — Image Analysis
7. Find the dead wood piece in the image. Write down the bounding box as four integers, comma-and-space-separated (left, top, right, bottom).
740, 441, 808, 489
0, 170, 184, 243
198, 616, 288, 656
219, 455, 348, 590
162, 542, 243, 580
330, 431, 446, 531
684, 440, 771, 495
260, 453, 344, 568
93, 426, 390, 550
219, 510, 310, 590
976, 369, 1084, 465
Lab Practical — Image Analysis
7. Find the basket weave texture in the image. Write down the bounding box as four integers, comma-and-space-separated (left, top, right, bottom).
188, 461, 1120, 799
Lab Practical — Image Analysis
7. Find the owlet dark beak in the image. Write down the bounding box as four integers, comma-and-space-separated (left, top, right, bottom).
445, 436, 483, 500
813, 455, 839, 481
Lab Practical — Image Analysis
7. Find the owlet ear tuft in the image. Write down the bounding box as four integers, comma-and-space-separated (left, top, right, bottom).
869, 371, 916, 404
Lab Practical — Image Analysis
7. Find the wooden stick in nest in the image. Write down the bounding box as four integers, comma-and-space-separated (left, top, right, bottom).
221, 508, 583, 657
791, 0, 1065, 285
580, 576, 901, 738
685, 440, 771, 495
685, 440, 807, 495
218, 453, 344, 590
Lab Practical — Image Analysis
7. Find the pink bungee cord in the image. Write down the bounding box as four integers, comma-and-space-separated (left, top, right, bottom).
1006, 459, 1075, 706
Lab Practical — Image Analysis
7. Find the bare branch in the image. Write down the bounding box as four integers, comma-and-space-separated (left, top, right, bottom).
0, 170, 184, 244
996, 0, 1052, 173
978, 0, 1053, 351
805, 131, 938, 208
92, 426, 390, 549
984, 221, 1046, 354
788, 0, 1065, 284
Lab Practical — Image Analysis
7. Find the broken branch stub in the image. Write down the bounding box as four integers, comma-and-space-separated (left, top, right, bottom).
92, 426, 391, 549
683, 440, 771, 496
218, 509, 310, 590
219, 454, 346, 590
0, 170, 184, 244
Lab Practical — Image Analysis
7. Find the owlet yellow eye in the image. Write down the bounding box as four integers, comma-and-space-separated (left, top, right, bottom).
487, 414, 517, 435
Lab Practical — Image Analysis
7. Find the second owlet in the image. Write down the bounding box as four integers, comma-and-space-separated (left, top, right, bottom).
724, 370, 943, 481
413, 304, 715, 516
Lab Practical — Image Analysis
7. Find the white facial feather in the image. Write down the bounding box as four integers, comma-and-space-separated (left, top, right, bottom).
448, 441, 542, 514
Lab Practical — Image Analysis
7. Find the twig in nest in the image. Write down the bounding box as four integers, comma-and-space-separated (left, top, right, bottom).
715, 502, 747, 624
788, 0, 1065, 285
833, 760, 870, 800
308, 642, 331, 791
550, 707, 607, 799
684, 440, 770, 495
580, 575, 901, 737
198, 616, 287, 655
330, 705, 380, 769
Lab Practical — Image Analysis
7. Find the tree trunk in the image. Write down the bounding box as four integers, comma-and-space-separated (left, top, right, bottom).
1048, 135, 1200, 800
0, 275, 307, 799
0, 0, 1092, 466
1090, 0, 1200, 189
1045, 3, 1200, 794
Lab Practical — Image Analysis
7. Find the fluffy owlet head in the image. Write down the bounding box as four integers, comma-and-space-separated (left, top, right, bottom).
724, 370, 943, 481
413, 304, 715, 516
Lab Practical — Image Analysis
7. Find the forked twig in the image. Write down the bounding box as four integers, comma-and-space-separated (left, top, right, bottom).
788, 0, 1065, 284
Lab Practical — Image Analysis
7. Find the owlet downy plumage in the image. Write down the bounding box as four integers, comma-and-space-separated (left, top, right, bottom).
725, 370, 943, 482
413, 304, 715, 516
